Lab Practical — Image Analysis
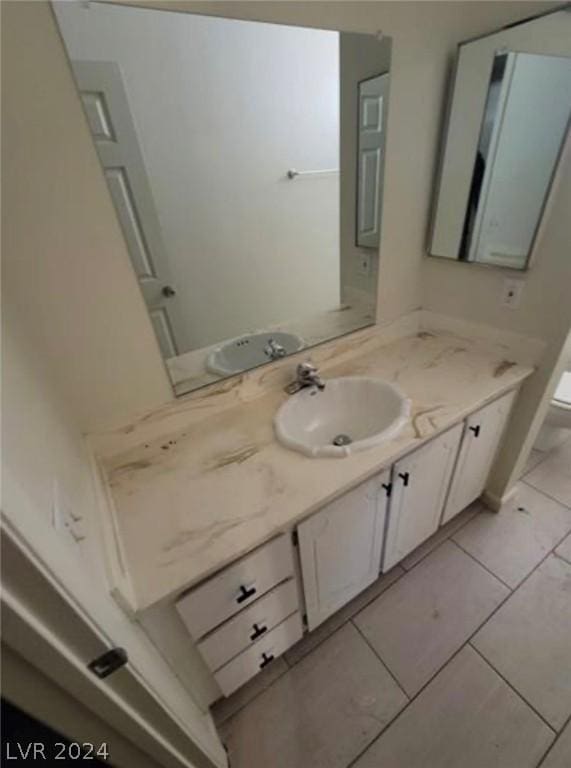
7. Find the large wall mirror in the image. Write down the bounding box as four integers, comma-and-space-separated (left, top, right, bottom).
54, 2, 391, 395
430, 7, 571, 270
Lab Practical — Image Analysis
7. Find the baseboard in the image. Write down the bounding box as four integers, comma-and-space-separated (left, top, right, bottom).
481, 485, 517, 512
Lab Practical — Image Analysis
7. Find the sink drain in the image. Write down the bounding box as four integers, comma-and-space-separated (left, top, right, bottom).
332, 434, 352, 447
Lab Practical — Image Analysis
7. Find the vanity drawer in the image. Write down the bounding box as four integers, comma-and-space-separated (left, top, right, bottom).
197, 579, 299, 671
214, 612, 303, 696
176, 535, 294, 639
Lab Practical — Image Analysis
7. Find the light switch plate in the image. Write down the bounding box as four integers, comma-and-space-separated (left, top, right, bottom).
52, 479, 86, 542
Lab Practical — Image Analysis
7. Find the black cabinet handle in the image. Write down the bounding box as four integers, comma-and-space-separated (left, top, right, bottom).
469, 425, 481, 438
382, 482, 392, 498
259, 652, 274, 669
236, 584, 257, 604
399, 471, 410, 487
250, 622, 268, 641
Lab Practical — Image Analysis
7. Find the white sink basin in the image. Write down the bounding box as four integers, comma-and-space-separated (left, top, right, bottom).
207, 332, 304, 376
274, 376, 410, 458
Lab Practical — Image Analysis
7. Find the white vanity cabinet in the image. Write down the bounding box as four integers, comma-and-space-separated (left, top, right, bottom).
297, 469, 391, 630
383, 424, 464, 570
441, 390, 516, 524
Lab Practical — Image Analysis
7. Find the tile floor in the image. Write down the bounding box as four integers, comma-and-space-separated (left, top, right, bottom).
213, 436, 571, 768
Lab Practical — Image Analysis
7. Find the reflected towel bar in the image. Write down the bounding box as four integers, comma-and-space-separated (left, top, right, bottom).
286, 168, 340, 179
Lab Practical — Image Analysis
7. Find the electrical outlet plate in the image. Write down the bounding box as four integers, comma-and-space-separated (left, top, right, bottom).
501, 278, 525, 309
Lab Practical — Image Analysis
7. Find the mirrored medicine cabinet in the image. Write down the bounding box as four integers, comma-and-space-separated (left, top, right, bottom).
430, 7, 571, 270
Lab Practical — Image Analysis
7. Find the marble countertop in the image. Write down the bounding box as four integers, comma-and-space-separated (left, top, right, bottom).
98, 326, 534, 611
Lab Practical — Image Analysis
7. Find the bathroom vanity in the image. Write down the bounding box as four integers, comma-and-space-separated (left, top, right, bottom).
92, 316, 535, 702
172, 388, 514, 696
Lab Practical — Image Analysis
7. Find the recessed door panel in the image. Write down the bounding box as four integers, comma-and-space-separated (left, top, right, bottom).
298, 469, 390, 630
384, 424, 463, 570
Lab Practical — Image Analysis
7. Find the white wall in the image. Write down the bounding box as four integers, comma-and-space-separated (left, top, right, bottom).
55, 2, 340, 351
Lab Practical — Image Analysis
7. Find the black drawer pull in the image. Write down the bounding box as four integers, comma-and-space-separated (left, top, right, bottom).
236, 584, 257, 604
259, 652, 274, 669
469, 425, 481, 438
250, 622, 268, 641
399, 471, 410, 487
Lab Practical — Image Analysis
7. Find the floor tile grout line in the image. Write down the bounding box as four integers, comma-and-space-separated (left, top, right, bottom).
348, 519, 571, 766
554, 549, 571, 565
522, 458, 546, 478
535, 712, 571, 768
514, 478, 571, 554
468, 642, 558, 736
449, 538, 514, 591
461, 524, 570, 646
522, 477, 571, 512
521, 443, 561, 478
283, 567, 407, 668
347, 595, 562, 768
345, 640, 477, 768
351, 620, 410, 702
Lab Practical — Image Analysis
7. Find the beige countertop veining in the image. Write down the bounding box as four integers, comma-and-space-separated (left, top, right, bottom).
97, 326, 535, 612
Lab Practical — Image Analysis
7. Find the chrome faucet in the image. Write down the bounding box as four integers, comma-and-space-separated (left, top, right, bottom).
264, 338, 286, 360
285, 362, 325, 394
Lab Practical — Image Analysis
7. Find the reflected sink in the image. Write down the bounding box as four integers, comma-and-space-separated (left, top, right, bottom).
207, 332, 304, 376
274, 376, 410, 458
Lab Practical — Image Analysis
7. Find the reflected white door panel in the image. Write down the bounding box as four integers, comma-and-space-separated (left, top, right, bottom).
357, 73, 388, 249
73, 60, 188, 356
469, 53, 571, 267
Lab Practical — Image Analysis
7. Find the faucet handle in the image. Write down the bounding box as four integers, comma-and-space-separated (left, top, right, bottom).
297, 361, 318, 377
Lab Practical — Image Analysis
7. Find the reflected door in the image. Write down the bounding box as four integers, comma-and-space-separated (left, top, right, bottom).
73, 60, 188, 358
357, 73, 388, 249
469, 52, 571, 267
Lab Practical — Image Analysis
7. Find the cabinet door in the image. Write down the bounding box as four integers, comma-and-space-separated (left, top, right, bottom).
384, 424, 463, 570
298, 470, 390, 631
442, 390, 516, 524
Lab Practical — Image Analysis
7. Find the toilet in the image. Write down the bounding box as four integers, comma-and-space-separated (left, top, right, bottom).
535, 368, 571, 452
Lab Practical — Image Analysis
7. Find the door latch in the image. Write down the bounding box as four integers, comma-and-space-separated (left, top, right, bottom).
88, 647, 128, 679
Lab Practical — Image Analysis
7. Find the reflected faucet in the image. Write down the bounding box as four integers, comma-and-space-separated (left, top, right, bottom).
285, 362, 325, 394
264, 338, 286, 360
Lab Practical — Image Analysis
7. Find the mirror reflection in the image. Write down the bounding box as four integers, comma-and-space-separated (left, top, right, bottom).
430, 8, 571, 270
54, 3, 391, 395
